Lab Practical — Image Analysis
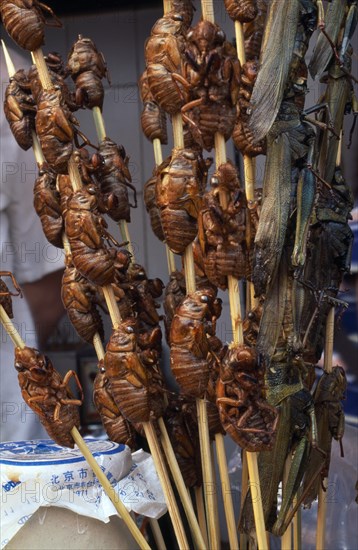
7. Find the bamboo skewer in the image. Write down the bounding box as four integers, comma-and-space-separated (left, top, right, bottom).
195, 486, 209, 547
28, 44, 190, 550
0, 304, 151, 550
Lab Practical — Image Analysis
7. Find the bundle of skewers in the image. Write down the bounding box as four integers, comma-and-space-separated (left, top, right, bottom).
0, 0, 356, 548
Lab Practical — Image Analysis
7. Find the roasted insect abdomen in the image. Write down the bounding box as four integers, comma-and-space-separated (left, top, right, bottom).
61, 264, 104, 343
156, 147, 209, 254
4, 69, 35, 151
104, 321, 151, 423
139, 70, 168, 144
0, 0, 45, 51
14, 347, 82, 448
93, 370, 136, 448
35, 88, 74, 174
64, 187, 117, 286
170, 290, 215, 398
33, 169, 64, 248
224, 0, 258, 22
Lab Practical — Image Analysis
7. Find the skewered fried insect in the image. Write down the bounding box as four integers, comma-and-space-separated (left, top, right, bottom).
127, 264, 164, 328
170, 288, 220, 398
0, 271, 23, 318
64, 184, 130, 286
93, 137, 134, 223
217, 344, 278, 451
233, 60, 266, 156
67, 35, 109, 110
28, 57, 77, 112
303, 366, 347, 507
163, 271, 186, 343
156, 147, 211, 254
139, 70, 168, 144
4, 69, 36, 151
104, 319, 159, 424
180, 21, 241, 150
0, 0, 61, 51
224, 0, 258, 22
145, 12, 188, 115
171, 0, 195, 30
61, 263, 104, 343
93, 368, 136, 448
198, 162, 251, 289
33, 167, 64, 248
14, 346, 82, 448
144, 172, 165, 242
35, 87, 76, 174
242, 302, 262, 347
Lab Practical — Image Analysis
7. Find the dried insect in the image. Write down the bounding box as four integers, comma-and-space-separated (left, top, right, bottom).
233, 61, 266, 156
61, 263, 104, 344
33, 167, 64, 248
224, 0, 258, 22
170, 0, 195, 30
242, 302, 262, 347
145, 12, 188, 115
14, 346, 82, 448
0, 0, 61, 51
180, 21, 241, 150
198, 162, 251, 289
243, 0, 269, 61
139, 70, 168, 144
303, 366, 347, 507
126, 264, 164, 328
170, 288, 220, 398
217, 344, 278, 451
28, 58, 77, 112
67, 35, 110, 110
3, 69, 36, 151
163, 271, 186, 343
104, 319, 162, 424
0, 271, 22, 318
156, 147, 211, 254
93, 368, 136, 448
35, 87, 76, 174
144, 172, 165, 243
93, 137, 134, 223
64, 184, 129, 286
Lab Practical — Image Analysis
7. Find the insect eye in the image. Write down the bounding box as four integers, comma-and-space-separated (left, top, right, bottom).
87, 185, 96, 195
248, 312, 255, 320
200, 295, 209, 303
118, 145, 126, 160
15, 362, 24, 372
126, 326, 134, 334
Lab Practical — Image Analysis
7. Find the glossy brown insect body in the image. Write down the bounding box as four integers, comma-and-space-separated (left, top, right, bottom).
64, 185, 126, 286
170, 289, 220, 398
145, 13, 188, 115
4, 69, 35, 151
233, 61, 266, 156
14, 346, 82, 448
303, 366, 347, 507
243, 0, 269, 61
156, 147, 210, 254
93, 369, 136, 448
216, 344, 278, 451
0, 0, 60, 51
35, 88, 75, 174
93, 137, 134, 223
127, 264, 164, 328
67, 35, 109, 110
242, 302, 262, 347
28, 61, 77, 112
170, 0, 195, 30
104, 320, 151, 423
144, 173, 165, 242
139, 70, 168, 144
0, 271, 23, 318
61, 264, 104, 343
33, 168, 64, 248
163, 271, 186, 343
181, 21, 241, 150
224, 0, 258, 22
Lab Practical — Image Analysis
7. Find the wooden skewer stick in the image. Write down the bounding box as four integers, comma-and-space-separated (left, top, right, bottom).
149, 518, 167, 550
0, 305, 151, 550
281, 456, 293, 549
30, 46, 188, 550
195, 486, 209, 547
